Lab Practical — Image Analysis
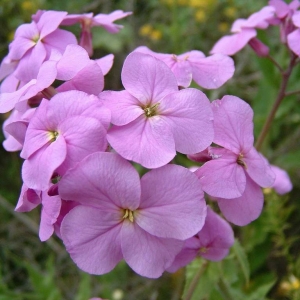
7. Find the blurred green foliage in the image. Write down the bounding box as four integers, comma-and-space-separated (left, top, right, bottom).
0, 0, 300, 299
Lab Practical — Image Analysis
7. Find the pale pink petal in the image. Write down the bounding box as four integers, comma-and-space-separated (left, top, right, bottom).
61, 13, 94, 26
39, 193, 61, 241
58, 152, 141, 210
4, 121, 27, 146
15, 184, 41, 212
166, 238, 199, 272
55, 116, 107, 173
61, 206, 123, 275
46, 91, 110, 130
96, 54, 114, 75
292, 10, 300, 27
121, 221, 183, 278
43, 29, 77, 53
169, 59, 192, 88
21, 100, 52, 159
56, 44, 91, 80
210, 29, 256, 55
287, 29, 300, 56
136, 164, 206, 240
212, 95, 254, 154
8, 23, 38, 60
100, 90, 143, 126
269, 0, 290, 18
121, 52, 178, 105
93, 10, 132, 33
217, 176, 264, 226
271, 165, 292, 194
190, 54, 235, 89
0, 74, 20, 93
196, 207, 234, 261
243, 6, 275, 29
195, 150, 246, 199
107, 115, 175, 168
14, 41, 47, 82
37, 10, 67, 39
244, 148, 275, 188
159, 88, 214, 154
22, 135, 67, 190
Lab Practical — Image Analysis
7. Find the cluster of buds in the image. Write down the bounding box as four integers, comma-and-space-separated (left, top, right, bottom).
0, 1, 293, 281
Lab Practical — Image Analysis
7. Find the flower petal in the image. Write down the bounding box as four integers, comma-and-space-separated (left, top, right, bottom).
107, 115, 175, 168
217, 176, 263, 226
58, 152, 141, 210
136, 164, 206, 240
121, 221, 183, 278
61, 206, 123, 275
160, 88, 214, 154
212, 95, 254, 154
121, 52, 178, 105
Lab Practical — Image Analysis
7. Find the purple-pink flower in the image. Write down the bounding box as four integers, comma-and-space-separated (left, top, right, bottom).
21, 90, 110, 190
167, 206, 234, 272
59, 152, 207, 278
134, 46, 234, 89
100, 52, 214, 168
211, 6, 275, 56
194, 95, 275, 225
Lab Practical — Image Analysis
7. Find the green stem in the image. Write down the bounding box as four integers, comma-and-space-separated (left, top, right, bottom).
183, 260, 209, 300
217, 277, 235, 300
255, 53, 297, 151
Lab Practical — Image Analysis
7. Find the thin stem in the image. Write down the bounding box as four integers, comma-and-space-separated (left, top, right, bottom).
183, 260, 209, 300
267, 54, 284, 73
255, 54, 298, 151
285, 89, 300, 97
217, 277, 235, 300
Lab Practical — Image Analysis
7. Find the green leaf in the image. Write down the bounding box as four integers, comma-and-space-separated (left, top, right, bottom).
247, 279, 276, 300
232, 239, 250, 285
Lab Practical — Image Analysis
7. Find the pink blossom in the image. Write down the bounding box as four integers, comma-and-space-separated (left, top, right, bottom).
21, 90, 110, 190
195, 96, 275, 225
211, 6, 275, 56
287, 11, 300, 55
134, 46, 234, 89
167, 207, 234, 272
59, 152, 207, 278
271, 165, 293, 194
61, 10, 132, 56
100, 52, 214, 168
8, 10, 77, 82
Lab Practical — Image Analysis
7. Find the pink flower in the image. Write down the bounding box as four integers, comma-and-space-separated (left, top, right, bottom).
287, 11, 300, 55
21, 90, 110, 190
211, 6, 275, 56
8, 10, 77, 82
61, 10, 132, 56
100, 52, 214, 168
271, 165, 293, 194
167, 207, 234, 272
59, 152, 207, 278
195, 96, 275, 225
134, 46, 234, 89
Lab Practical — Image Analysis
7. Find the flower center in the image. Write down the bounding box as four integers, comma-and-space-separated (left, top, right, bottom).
122, 209, 134, 222
143, 103, 160, 117
48, 131, 59, 142
237, 153, 247, 169
198, 247, 208, 254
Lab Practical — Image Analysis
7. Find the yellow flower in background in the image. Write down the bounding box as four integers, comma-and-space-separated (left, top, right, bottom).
139, 24, 162, 41
21, 0, 38, 13
224, 6, 237, 18
194, 9, 206, 22
218, 22, 229, 33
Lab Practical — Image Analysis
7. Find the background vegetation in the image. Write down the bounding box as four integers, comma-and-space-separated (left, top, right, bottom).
0, 0, 299, 299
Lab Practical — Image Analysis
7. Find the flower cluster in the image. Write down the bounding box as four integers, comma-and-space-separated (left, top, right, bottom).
211, 0, 300, 57
0, 2, 293, 280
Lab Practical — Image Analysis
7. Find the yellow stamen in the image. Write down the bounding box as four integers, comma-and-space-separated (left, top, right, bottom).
123, 209, 134, 222
48, 131, 59, 142
144, 103, 160, 117
237, 153, 247, 169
